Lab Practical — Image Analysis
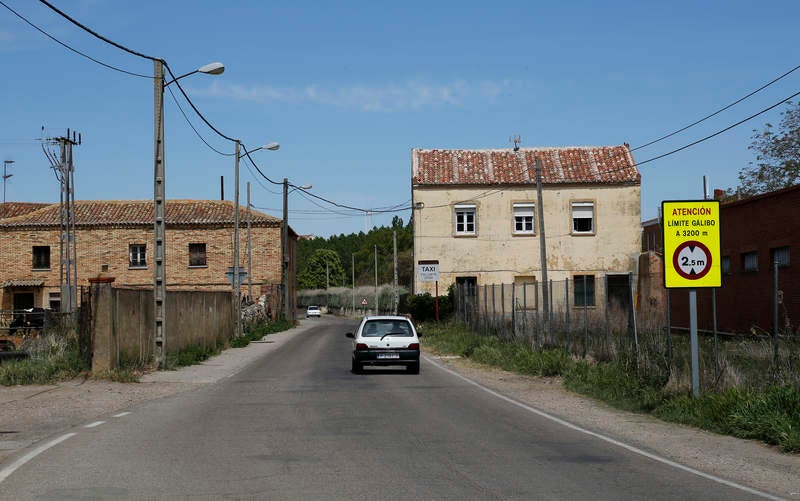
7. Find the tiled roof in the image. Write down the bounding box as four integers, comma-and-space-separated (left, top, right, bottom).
412, 145, 640, 186
0, 202, 51, 219
0, 200, 281, 228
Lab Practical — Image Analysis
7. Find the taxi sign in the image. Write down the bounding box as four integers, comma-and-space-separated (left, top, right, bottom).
662, 200, 721, 288
417, 260, 440, 282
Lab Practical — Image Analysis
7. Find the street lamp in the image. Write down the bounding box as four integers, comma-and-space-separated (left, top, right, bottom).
282, 179, 312, 322
2, 160, 14, 218
153, 60, 224, 368
233, 141, 279, 338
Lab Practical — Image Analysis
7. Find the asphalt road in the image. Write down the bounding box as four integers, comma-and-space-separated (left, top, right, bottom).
0, 316, 774, 500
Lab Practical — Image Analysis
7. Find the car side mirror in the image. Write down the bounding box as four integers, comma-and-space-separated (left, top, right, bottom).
345, 332, 354, 338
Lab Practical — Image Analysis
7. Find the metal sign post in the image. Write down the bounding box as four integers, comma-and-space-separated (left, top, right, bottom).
662, 200, 721, 398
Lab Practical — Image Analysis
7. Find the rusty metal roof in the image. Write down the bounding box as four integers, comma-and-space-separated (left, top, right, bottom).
412, 145, 640, 186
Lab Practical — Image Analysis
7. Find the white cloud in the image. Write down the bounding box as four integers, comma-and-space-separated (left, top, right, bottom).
194, 79, 511, 112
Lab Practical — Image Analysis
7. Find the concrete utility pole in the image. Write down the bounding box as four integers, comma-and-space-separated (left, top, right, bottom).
282, 178, 289, 321
2, 160, 13, 218
246, 182, 253, 301
374, 244, 378, 315
393, 230, 398, 315
153, 59, 167, 367
535, 156, 549, 329
352, 253, 355, 315
233, 140, 243, 338
50, 130, 80, 313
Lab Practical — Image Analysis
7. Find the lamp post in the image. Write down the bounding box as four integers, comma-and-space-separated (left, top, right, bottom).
282, 179, 311, 322
2, 160, 13, 218
153, 60, 224, 368
233, 141, 279, 338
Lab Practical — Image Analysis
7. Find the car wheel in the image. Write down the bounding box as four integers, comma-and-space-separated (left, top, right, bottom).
351, 359, 363, 374
407, 361, 420, 374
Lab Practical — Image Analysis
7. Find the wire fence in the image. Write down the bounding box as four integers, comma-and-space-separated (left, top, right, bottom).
453, 277, 799, 392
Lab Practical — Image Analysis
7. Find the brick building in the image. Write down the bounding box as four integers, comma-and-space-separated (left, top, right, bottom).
640, 186, 798, 334
0, 200, 296, 313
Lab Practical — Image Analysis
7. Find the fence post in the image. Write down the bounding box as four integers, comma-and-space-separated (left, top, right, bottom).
629, 271, 640, 366
583, 275, 589, 359
774, 262, 780, 369
511, 282, 516, 338
491, 284, 497, 332
88, 274, 116, 373
501, 283, 506, 337
483, 284, 488, 335
565, 277, 570, 352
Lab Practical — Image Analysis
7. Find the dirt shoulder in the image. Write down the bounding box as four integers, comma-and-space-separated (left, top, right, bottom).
425, 352, 800, 500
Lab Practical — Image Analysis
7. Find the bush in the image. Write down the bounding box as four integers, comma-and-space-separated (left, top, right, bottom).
231, 319, 294, 348
407, 293, 452, 322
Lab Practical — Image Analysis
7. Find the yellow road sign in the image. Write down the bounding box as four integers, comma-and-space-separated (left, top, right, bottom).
662, 200, 721, 288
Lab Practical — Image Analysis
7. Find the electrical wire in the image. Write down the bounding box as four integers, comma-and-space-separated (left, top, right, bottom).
166, 85, 233, 157
1, 0, 150, 78
635, 87, 800, 168
37, 0, 157, 61
632, 63, 800, 151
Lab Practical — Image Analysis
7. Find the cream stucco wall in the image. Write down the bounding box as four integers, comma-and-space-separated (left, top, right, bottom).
412, 184, 641, 295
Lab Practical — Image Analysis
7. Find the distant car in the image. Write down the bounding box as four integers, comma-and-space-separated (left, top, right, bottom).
306, 305, 321, 318
346, 315, 420, 374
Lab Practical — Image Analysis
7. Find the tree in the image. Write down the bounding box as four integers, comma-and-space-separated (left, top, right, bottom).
297, 249, 344, 290
736, 101, 800, 195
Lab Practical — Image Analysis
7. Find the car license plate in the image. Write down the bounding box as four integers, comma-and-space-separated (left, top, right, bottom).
377, 352, 399, 359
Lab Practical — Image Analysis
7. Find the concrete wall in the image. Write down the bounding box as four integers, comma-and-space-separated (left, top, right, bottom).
92, 284, 234, 371
412, 184, 641, 294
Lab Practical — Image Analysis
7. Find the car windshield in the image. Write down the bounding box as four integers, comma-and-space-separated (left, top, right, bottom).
308, 306, 319, 310
361, 320, 412, 338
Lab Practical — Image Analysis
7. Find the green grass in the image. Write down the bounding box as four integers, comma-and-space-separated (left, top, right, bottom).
423, 321, 800, 453
231, 319, 294, 348
0, 351, 87, 385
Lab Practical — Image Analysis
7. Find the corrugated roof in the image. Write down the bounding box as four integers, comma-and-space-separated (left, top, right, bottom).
1, 279, 45, 288
412, 145, 640, 186
0, 200, 281, 228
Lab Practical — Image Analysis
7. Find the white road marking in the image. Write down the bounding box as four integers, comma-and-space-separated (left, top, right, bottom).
113, 412, 131, 418
84, 421, 105, 428
425, 356, 784, 501
0, 433, 76, 484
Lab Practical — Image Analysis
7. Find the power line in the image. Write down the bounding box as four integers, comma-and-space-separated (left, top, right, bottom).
1, 0, 150, 78
632, 63, 800, 152
166, 85, 232, 157
635, 88, 800, 167
37, 0, 157, 61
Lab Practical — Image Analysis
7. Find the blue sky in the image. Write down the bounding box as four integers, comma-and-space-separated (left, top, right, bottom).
2, 0, 799, 237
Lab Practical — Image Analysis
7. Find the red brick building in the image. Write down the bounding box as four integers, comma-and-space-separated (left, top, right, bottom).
0, 200, 296, 313
642, 186, 798, 334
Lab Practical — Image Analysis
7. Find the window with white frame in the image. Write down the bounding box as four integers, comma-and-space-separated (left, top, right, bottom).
513, 203, 535, 235
454, 204, 476, 235
129, 244, 147, 268
571, 201, 594, 234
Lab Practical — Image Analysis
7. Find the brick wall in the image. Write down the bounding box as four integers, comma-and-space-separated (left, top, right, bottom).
0, 223, 284, 309
667, 186, 799, 334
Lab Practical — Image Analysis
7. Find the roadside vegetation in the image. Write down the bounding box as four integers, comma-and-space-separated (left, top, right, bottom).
0, 328, 89, 386
421, 321, 800, 453
1, 318, 295, 385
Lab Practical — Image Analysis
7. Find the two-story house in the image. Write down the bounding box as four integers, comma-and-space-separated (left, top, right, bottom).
0, 200, 296, 314
411, 145, 641, 312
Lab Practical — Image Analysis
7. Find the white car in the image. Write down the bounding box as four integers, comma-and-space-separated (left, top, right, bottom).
346, 316, 420, 374
306, 305, 321, 318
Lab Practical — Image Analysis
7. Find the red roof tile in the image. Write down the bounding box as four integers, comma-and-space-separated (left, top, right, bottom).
412, 145, 640, 186
0, 200, 280, 228
0, 202, 51, 219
